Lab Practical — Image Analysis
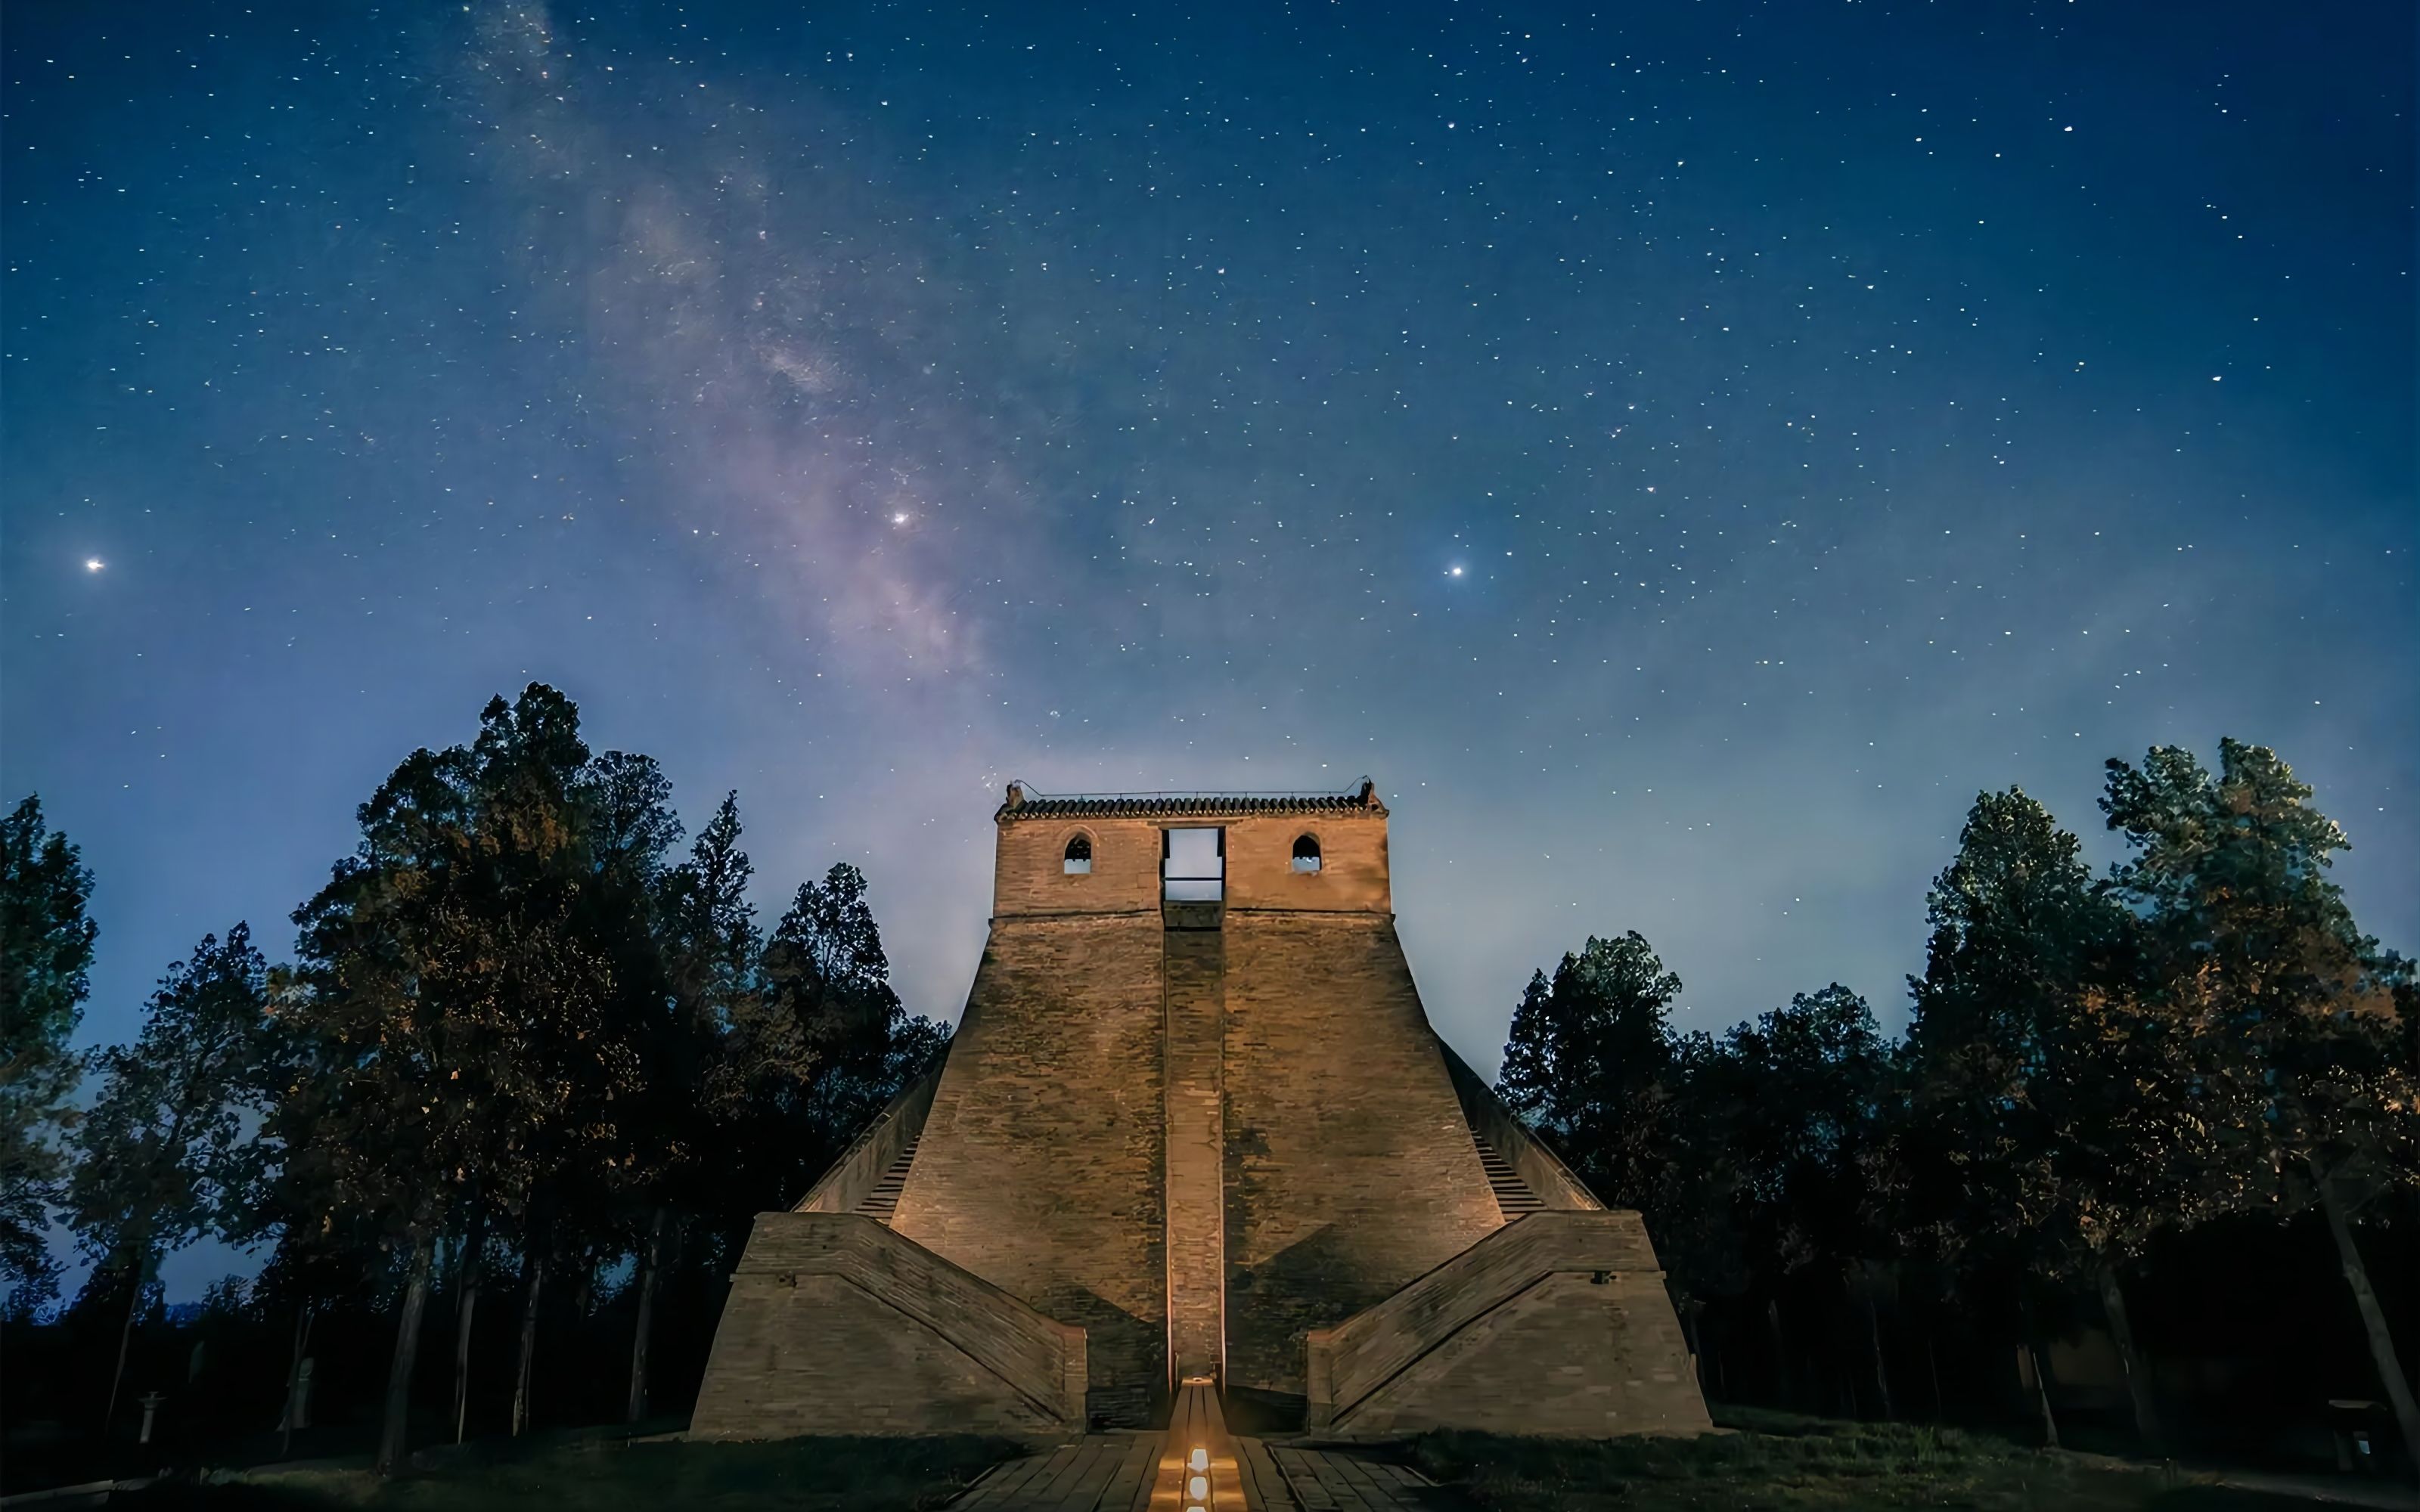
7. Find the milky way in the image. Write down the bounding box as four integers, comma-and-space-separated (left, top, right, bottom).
5, 4, 2413, 1297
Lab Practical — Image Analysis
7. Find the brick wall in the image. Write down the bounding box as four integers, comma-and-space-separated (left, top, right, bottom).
888, 912, 1169, 1425
689, 1213, 1084, 1441
992, 816, 1162, 917
1220, 815, 1389, 912
1221, 909, 1503, 1397
1303, 1210, 1711, 1439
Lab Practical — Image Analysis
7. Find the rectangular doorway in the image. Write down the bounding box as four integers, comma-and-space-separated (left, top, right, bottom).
1162, 827, 1224, 903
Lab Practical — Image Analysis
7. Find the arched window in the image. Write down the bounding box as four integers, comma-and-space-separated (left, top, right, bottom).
1063, 834, 1093, 875
1292, 834, 1323, 873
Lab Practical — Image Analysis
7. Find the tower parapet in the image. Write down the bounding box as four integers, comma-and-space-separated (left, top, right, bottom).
991, 782, 1391, 918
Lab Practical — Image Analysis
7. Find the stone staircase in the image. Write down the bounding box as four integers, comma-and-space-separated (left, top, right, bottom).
1472, 1136, 1543, 1219
855, 1135, 922, 1224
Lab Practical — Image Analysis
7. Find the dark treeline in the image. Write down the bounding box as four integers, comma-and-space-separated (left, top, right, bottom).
1497, 738, 2418, 1468
4, 708, 2414, 1480
0, 685, 946, 1479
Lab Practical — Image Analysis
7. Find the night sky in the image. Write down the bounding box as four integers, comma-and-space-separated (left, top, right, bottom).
6, 3, 2414, 1292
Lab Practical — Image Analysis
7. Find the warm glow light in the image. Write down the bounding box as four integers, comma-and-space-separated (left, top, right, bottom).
1188, 1475, 1210, 1500
1189, 1447, 1208, 1471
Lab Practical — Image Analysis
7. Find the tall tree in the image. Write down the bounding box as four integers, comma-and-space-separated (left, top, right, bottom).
1497, 930, 1686, 1213
623, 792, 749, 1423
0, 795, 98, 1309
278, 685, 650, 1470
64, 925, 282, 1442
1896, 786, 2218, 1454
2102, 739, 2420, 1466
718, 862, 939, 1216
1699, 986, 1895, 1413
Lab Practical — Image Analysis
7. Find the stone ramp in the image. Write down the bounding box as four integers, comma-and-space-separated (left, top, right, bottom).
689, 1213, 1086, 1439
1305, 1210, 1711, 1439
954, 1382, 1457, 1512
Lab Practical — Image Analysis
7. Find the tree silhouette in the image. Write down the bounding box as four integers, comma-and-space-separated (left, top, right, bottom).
65, 925, 281, 1443
0, 795, 98, 1313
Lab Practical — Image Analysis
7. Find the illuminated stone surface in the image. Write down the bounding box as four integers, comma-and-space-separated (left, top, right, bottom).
690, 784, 1712, 1438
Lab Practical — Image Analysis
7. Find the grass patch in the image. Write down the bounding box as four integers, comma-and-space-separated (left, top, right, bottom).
118, 1435, 1019, 1511
1406, 1412, 2329, 1512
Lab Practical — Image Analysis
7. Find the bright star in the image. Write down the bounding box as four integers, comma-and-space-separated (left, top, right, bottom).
1447, 565, 1465, 578
892, 511, 910, 525
84, 558, 104, 573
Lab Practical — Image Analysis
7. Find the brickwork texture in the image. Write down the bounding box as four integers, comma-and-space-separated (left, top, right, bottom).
690, 788, 1714, 1441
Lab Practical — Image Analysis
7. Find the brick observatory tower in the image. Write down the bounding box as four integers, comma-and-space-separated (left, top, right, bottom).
690, 782, 1712, 1439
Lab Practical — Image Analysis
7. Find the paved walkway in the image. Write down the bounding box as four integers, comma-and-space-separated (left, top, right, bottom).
951, 1383, 1453, 1512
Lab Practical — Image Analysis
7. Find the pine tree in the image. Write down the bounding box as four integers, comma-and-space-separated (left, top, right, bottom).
1497, 930, 1685, 1211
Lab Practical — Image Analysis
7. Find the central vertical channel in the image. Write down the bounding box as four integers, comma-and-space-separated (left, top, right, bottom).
1161, 826, 1227, 1388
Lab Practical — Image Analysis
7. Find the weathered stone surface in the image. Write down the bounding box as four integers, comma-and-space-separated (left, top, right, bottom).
1304, 1210, 1712, 1438
1163, 922, 1228, 1384
689, 1213, 1084, 1440
889, 912, 1169, 1424
693, 786, 1715, 1441
793, 1061, 944, 1216
1436, 1039, 1602, 1212
1221, 909, 1503, 1399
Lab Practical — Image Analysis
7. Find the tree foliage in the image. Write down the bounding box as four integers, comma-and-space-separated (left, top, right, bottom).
0, 795, 98, 1303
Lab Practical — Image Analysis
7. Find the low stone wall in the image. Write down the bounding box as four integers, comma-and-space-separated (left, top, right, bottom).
1305, 1210, 1711, 1439
793, 1060, 943, 1215
1434, 1040, 1602, 1212
690, 1213, 1086, 1441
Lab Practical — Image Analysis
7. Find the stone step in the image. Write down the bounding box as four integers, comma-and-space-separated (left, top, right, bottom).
855, 1135, 922, 1223
1472, 1136, 1544, 1217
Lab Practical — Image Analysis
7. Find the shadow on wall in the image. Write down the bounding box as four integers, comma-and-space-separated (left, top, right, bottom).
1040, 1283, 1162, 1430
1226, 1222, 1410, 1393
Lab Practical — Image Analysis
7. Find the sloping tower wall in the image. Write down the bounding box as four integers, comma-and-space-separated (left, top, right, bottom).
690, 782, 1713, 1439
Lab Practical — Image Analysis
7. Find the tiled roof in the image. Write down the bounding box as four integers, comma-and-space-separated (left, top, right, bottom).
998, 780, 1385, 822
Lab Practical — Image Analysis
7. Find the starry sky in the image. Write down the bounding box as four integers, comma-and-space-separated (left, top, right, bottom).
7, 0, 2415, 1212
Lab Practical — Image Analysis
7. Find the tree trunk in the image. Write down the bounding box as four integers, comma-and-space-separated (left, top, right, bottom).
2311, 1154, 2420, 1476
278, 1300, 315, 1456
375, 1227, 436, 1476
101, 1253, 150, 1446
2022, 1340, 2060, 1448
511, 1253, 544, 1437
2019, 1292, 2060, 1449
451, 1204, 486, 1445
1925, 1329, 1944, 1422
1767, 1297, 1790, 1408
1855, 1268, 1896, 1421
626, 1205, 672, 1424
2095, 1258, 2164, 1458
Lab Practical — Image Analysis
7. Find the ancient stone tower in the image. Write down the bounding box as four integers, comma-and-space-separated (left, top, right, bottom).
691, 783, 1711, 1439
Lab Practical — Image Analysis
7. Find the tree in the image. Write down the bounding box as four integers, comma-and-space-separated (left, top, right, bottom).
622, 792, 749, 1424
1894, 786, 2220, 1454
278, 684, 651, 1470
1497, 931, 1686, 1212
2102, 739, 2420, 1467
64, 925, 281, 1442
716, 862, 940, 1218
0, 795, 98, 1305
1698, 986, 1894, 1414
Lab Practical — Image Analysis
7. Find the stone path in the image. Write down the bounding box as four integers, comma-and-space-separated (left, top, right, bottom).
951, 1382, 1454, 1512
